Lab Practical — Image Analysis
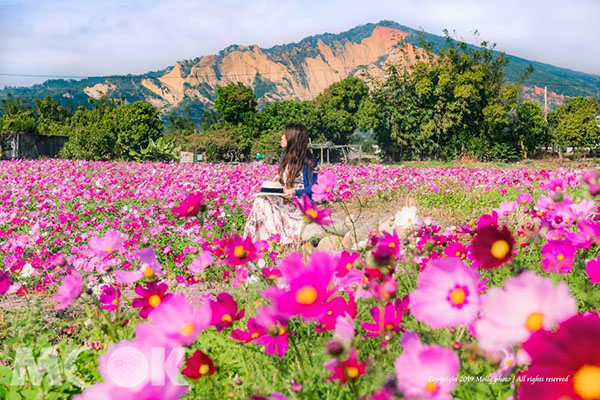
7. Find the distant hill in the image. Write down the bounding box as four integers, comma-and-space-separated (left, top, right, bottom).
2, 21, 599, 116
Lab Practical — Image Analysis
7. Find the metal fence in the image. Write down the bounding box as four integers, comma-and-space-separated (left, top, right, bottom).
1, 132, 69, 160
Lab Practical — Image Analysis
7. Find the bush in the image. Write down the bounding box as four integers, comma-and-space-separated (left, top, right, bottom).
250, 131, 281, 163
180, 128, 244, 162
129, 137, 181, 162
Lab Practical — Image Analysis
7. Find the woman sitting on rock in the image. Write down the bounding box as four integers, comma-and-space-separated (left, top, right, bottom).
244, 123, 318, 246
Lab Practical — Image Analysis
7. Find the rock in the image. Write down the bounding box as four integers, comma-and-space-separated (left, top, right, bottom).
301, 223, 326, 241
317, 235, 344, 251
301, 219, 350, 242
379, 216, 396, 232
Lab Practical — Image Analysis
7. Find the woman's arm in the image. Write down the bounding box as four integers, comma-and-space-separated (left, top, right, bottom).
295, 168, 318, 198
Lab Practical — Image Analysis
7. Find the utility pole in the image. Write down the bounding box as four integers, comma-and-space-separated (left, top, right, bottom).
544, 86, 548, 121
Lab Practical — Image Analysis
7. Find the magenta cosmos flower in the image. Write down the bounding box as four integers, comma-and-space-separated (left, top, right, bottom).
99, 285, 120, 312
324, 348, 370, 384
54, 271, 83, 310
182, 350, 216, 379
0, 271, 11, 296
149, 294, 211, 346
223, 234, 258, 266
209, 292, 244, 331
540, 239, 576, 274
311, 172, 336, 202
474, 271, 577, 352
518, 313, 600, 400
263, 251, 337, 321
409, 257, 481, 329
361, 298, 404, 337
294, 194, 334, 225
132, 280, 172, 318
172, 191, 205, 217
315, 295, 357, 332
395, 331, 459, 400
470, 225, 515, 269
586, 257, 600, 284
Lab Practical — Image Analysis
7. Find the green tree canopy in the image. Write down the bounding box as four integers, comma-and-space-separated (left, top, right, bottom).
549, 96, 600, 151
214, 82, 257, 125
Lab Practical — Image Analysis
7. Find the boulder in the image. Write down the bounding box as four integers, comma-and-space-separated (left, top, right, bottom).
301, 219, 350, 242
317, 235, 344, 251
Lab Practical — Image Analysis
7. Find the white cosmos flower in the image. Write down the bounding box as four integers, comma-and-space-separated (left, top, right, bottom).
21, 263, 34, 277
394, 206, 419, 229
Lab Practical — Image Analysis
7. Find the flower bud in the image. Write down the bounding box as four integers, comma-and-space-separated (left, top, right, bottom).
326, 340, 344, 356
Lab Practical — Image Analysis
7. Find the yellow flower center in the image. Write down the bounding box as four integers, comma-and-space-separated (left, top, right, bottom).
221, 314, 232, 322
179, 323, 194, 336
199, 364, 210, 375
385, 323, 394, 330
278, 326, 286, 335
455, 251, 461, 256
506, 359, 514, 366
111, 299, 118, 305
425, 381, 438, 393
557, 254, 565, 261
326, 187, 331, 193
233, 245, 247, 259
389, 242, 396, 248
251, 332, 259, 339
549, 205, 554, 210
490, 240, 510, 259
536, 211, 543, 217
305, 208, 318, 219
268, 274, 276, 280
105, 246, 113, 253
296, 286, 318, 305
346, 367, 359, 378
187, 205, 195, 213
449, 288, 466, 305
346, 262, 353, 270
525, 312, 544, 331
144, 267, 154, 277
148, 294, 161, 307
573, 365, 600, 399
555, 185, 561, 191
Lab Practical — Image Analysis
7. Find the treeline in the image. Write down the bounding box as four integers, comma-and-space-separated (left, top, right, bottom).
1, 34, 599, 162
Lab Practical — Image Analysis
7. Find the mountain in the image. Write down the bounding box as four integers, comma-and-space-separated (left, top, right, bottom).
2, 21, 599, 115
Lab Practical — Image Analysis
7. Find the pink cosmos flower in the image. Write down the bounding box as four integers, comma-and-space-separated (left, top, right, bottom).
188, 251, 213, 274
409, 258, 481, 329
476, 211, 498, 230
361, 299, 404, 337
209, 292, 244, 331
88, 229, 125, 259
232, 267, 248, 288
223, 235, 258, 266
517, 192, 532, 205
395, 331, 459, 400
263, 251, 337, 321
443, 242, 467, 259
473, 271, 577, 352
172, 191, 205, 217
54, 271, 82, 310
540, 240, 576, 274
489, 348, 516, 380
149, 293, 211, 346
586, 257, 600, 284
311, 172, 336, 202
293, 194, 334, 225
333, 315, 356, 349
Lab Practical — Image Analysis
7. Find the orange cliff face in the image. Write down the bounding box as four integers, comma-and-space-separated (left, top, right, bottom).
138, 26, 426, 110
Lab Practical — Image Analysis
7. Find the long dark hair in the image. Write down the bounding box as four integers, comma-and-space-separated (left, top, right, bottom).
278, 123, 314, 188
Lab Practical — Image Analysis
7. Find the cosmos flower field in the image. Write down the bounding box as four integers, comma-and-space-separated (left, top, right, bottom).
1, 159, 600, 400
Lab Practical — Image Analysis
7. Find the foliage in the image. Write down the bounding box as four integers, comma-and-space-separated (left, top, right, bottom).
250, 131, 282, 163
214, 82, 257, 125
313, 77, 370, 144
549, 96, 600, 151
179, 128, 244, 162
254, 100, 318, 138
129, 137, 181, 162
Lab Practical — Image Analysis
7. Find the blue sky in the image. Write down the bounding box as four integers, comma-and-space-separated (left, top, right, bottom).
0, 0, 599, 89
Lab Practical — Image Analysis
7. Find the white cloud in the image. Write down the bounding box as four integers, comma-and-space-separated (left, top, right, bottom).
0, 0, 598, 89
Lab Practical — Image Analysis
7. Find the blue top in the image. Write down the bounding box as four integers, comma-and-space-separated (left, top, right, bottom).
278, 153, 318, 199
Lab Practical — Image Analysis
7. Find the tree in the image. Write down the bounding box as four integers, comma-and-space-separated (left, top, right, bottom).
313, 77, 370, 144
114, 101, 163, 159
549, 97, 600, 156
254, 100, 318, 137
214, 82, 257, 125
513, 102, 548, 158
